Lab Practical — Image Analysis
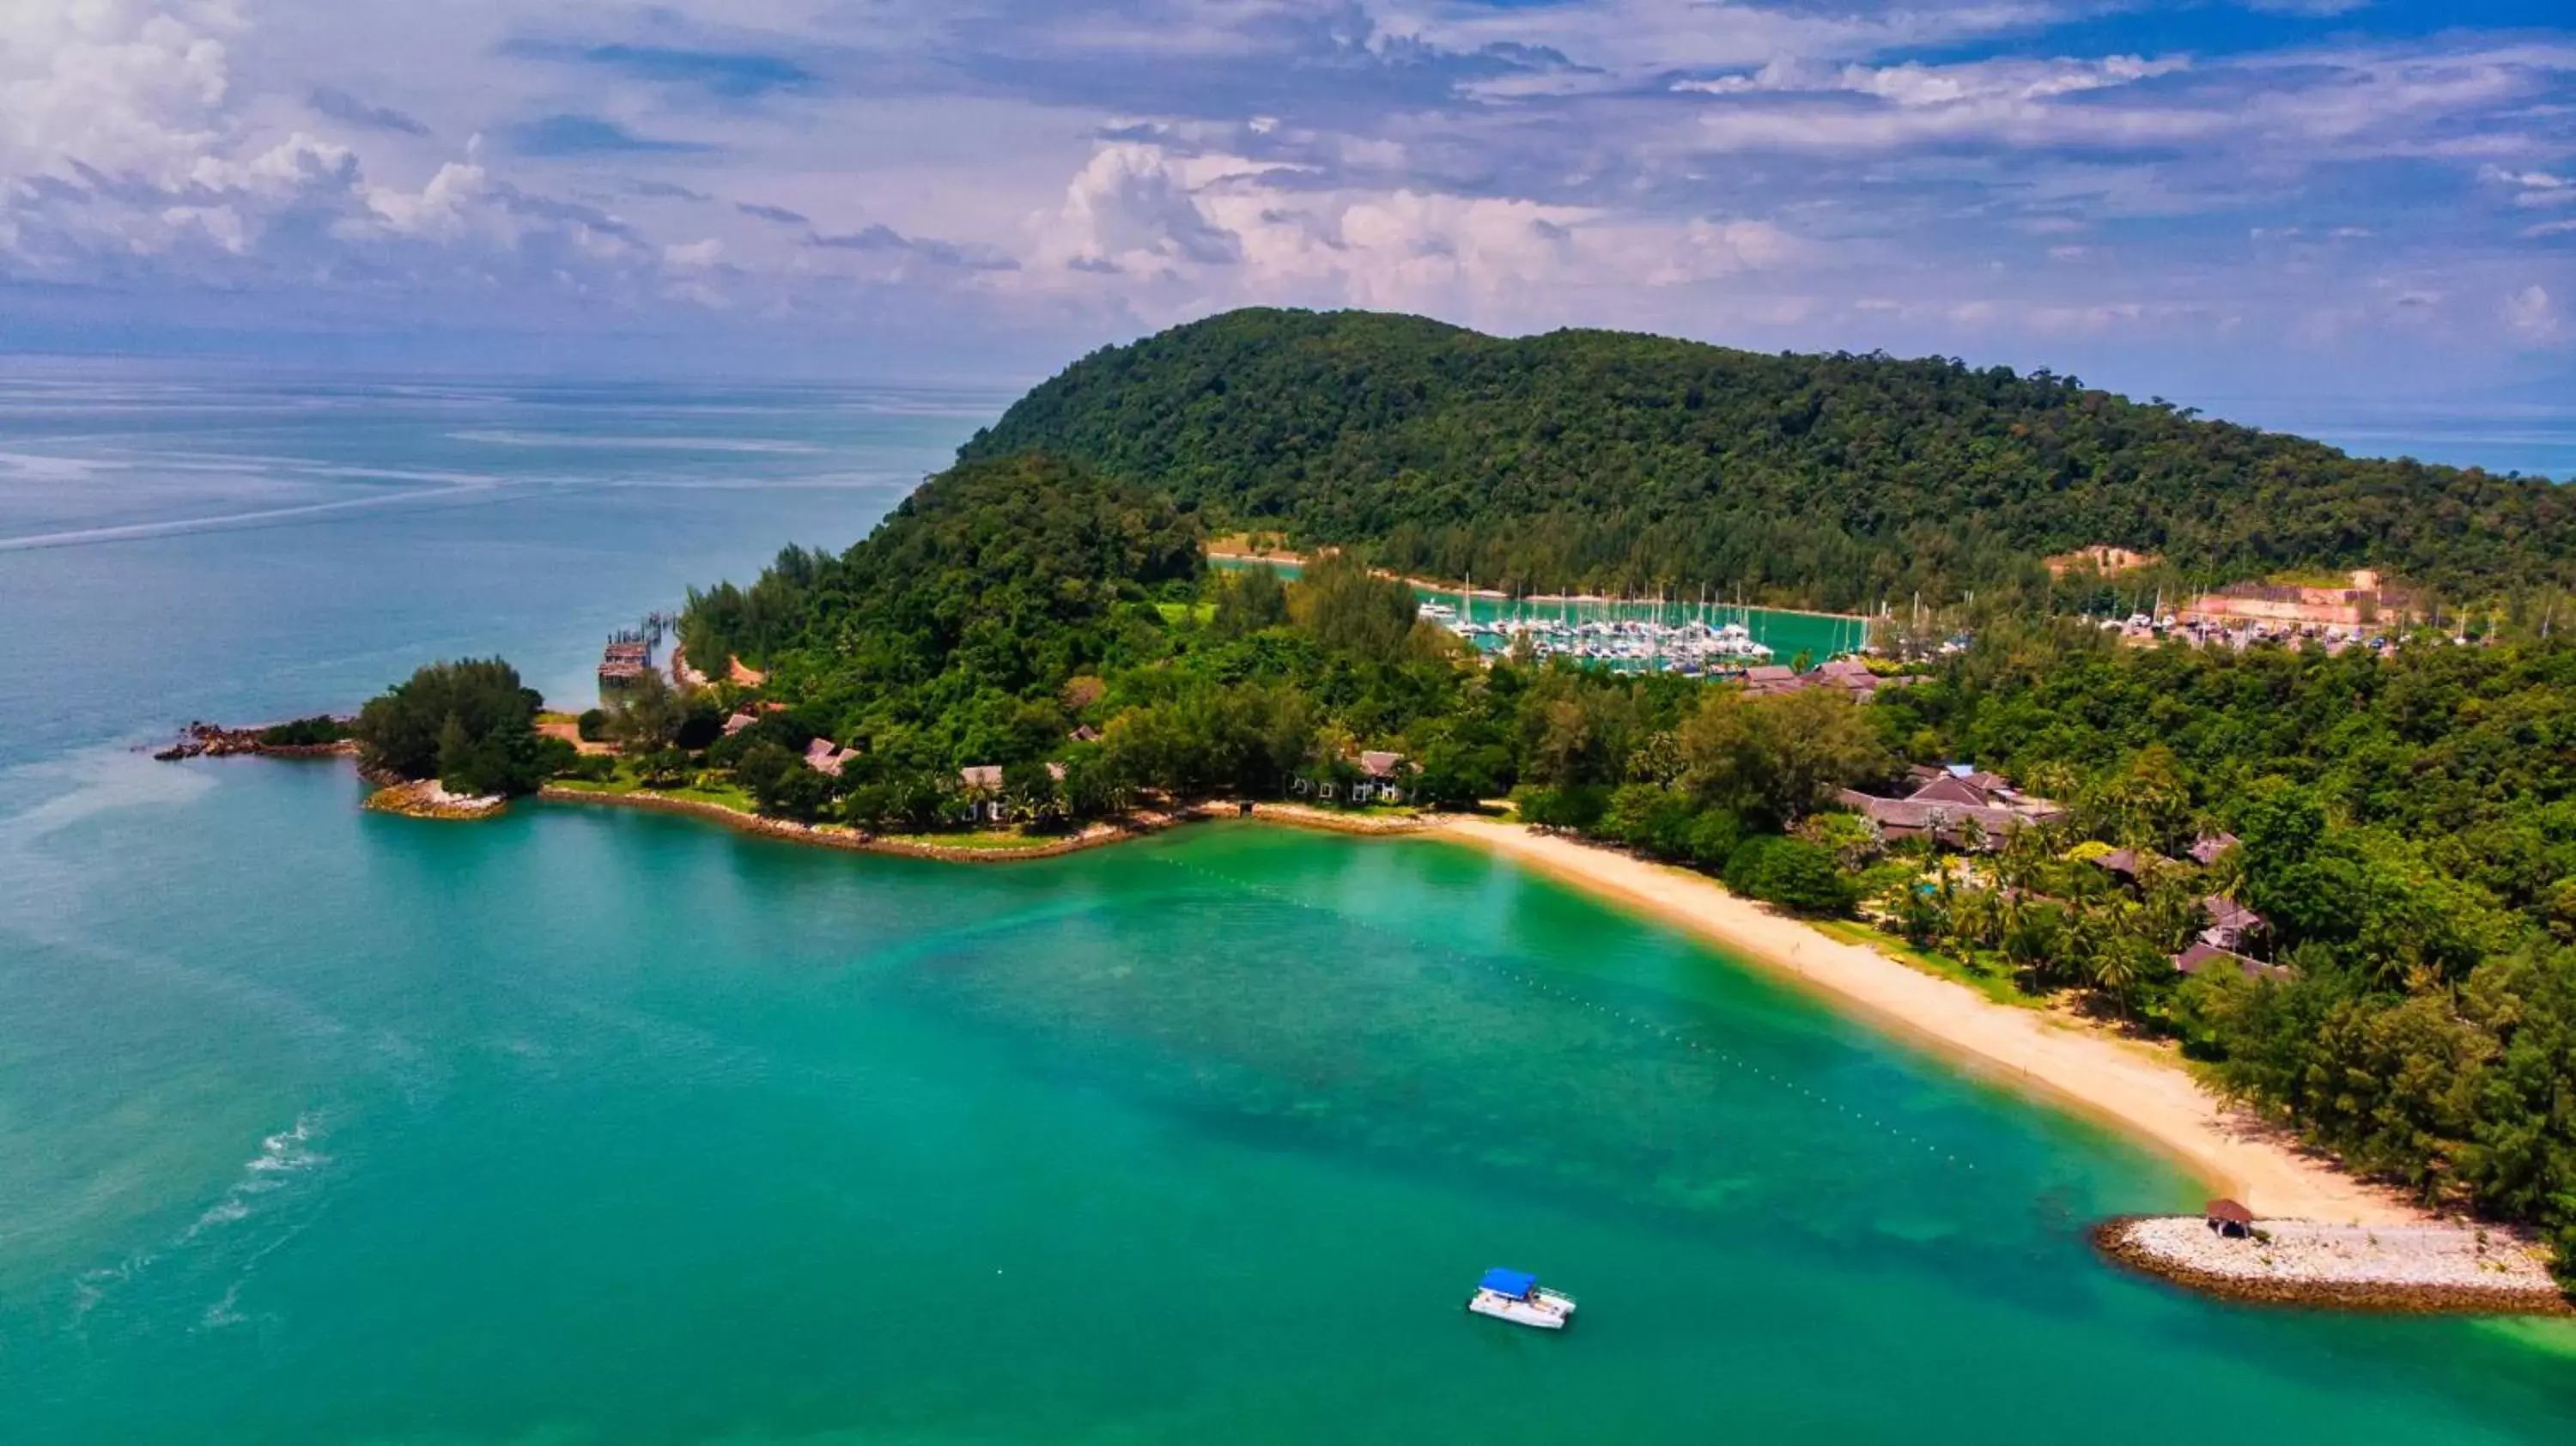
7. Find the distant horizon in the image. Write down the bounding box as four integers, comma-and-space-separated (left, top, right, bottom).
6, 326, 2569, 483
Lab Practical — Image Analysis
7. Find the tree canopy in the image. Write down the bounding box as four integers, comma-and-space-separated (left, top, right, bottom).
963, 307, 2576, 608
352, 657, 548, 797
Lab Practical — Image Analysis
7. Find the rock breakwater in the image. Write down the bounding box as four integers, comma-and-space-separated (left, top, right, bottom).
154, 720, 355, 762
2096, 1214, 2568, 1315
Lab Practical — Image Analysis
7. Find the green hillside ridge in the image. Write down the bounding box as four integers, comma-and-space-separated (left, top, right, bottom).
962, 307, 2575, 608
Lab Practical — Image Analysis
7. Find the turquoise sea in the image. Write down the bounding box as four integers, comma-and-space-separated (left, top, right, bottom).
4, 369, 2576, 1444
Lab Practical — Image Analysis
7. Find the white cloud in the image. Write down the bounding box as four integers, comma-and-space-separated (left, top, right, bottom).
663, 237, 725, 268
1676, 54, 2190, 107
1024, 140, 1798, 328
0, 0, 244, 185
2504, 283, 2561, 342
0, 0, 2566, 391
2483, 166, 2576, 206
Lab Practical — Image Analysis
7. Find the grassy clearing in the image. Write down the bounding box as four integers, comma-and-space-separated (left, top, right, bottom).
546, 774, 760, 815
1813, 919, 2041, 1009
881, 829, 1063, 852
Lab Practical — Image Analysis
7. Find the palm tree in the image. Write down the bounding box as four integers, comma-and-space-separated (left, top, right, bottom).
2087, 933, 2154, 1018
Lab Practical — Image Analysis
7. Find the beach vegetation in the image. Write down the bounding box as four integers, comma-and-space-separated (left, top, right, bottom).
353, 657, 548, 797
257, 715, 349, 747
1723, 835, 1857, 916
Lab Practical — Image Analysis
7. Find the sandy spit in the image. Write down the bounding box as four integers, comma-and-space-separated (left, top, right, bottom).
1431, 818, 2427, 1225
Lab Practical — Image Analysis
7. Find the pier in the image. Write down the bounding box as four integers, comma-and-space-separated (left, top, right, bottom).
597, 611, 677, 689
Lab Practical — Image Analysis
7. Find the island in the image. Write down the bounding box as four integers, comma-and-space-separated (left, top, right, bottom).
167, 308, 2576, 1310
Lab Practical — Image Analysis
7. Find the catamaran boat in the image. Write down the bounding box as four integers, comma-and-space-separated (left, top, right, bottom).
1466, 1268, 1577, 1329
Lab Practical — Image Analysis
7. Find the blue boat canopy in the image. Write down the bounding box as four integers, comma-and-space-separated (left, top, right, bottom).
1480, 1268, 1538, 1297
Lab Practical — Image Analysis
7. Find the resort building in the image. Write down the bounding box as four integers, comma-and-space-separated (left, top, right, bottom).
1741, 658, 1925, 701
2172, 942, 2293, 983
957, 762, 1066, 823
1352, 750, 1411, 805
2199, 896, 2267, 952
1288, 749, 1414, 805
804, 738, 860, 776
2088, 847, 2160, 885
2169, 895, 2288, 981
1835, 764, 2069, 849
2164, 891, 2287, 979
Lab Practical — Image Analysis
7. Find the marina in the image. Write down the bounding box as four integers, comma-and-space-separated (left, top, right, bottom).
1421, 586, 1872, 672
1425, 595, 1784, 673
1210, 555, 1874, 673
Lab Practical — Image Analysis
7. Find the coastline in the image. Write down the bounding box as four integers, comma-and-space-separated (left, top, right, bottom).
216, 745, 2432, 1230
228, 744, 2561, 1307
1429, 818, 2429, 1227
532, 786, 1439, 860
539, 784, 1153, 861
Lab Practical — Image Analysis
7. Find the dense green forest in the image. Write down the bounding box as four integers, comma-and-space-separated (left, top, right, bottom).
962, 307, 2576, 610
1880, 626, 2576, 1269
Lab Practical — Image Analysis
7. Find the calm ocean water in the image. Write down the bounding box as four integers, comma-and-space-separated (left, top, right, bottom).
3, 370, 2574, 1443
2206, 399, 2576, 483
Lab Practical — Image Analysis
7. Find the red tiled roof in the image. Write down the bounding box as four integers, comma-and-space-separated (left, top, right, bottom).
2172, 942, 2293, 981
1908, 774, 1993, 808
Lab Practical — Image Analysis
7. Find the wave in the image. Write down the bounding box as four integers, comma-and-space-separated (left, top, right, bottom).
177, 1114, 328, 1245
0, 448, 110, 481
448, 429, 821, 454
71, 1111, 332, 1327
0, 483, 498, 552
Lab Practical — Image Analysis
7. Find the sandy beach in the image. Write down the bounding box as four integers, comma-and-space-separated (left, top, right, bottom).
1433, 818, 2427, 1225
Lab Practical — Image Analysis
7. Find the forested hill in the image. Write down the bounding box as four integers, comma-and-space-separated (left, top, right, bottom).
962, 307, 2576, 609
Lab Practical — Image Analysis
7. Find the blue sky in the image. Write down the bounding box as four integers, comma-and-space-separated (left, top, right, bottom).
2, 1, 2571, 406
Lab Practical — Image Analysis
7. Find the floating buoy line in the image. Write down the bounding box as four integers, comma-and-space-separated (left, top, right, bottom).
1144, 853, 1978, 1175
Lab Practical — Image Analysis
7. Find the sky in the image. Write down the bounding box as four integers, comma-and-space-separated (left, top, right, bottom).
2, 0, 2573, 407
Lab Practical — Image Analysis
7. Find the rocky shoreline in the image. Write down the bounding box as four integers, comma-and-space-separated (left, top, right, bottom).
537, 786, 1448, 860
153, 720, 355, 762
536, 778, 1453, 855
2095, 1214, 2570, 1315
539, 785, 1169, 860
364, 778, 509, 820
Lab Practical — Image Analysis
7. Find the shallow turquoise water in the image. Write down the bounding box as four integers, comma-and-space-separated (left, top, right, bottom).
4, 373, 2575, 1443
